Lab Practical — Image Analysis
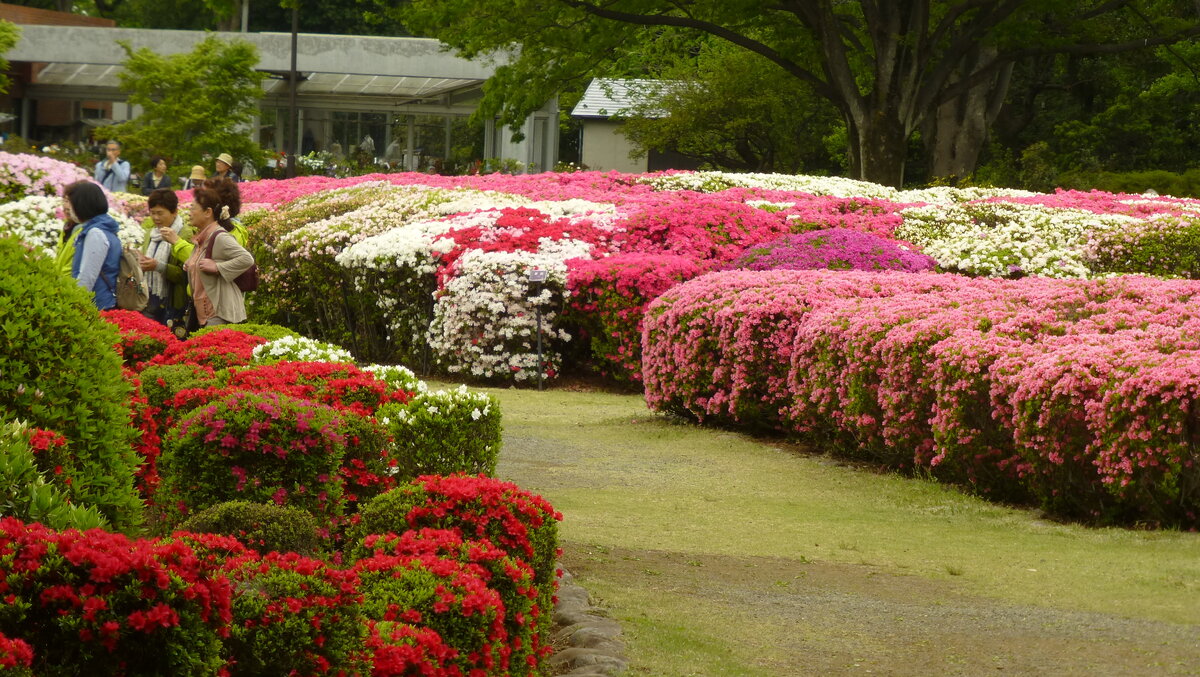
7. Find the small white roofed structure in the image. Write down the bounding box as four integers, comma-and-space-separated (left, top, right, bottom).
570, 78, 688, 173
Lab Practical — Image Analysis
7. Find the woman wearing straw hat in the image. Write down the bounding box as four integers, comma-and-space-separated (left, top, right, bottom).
213, 152, 240, 183
182, 165, 206, 190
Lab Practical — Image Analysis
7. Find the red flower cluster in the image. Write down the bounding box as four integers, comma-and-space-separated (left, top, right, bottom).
100, 309, 178, 369
0, 633, 33, 673
148, 330, 268, 371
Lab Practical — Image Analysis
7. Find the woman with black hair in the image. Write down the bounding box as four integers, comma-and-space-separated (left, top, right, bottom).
184, 186, 254, 327
140, 157, 173, 196
139, 188, 194, 326
64, 180, 122, 310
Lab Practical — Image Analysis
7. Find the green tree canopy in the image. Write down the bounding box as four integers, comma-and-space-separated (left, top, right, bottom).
0, 20, 20, 95
107, 35, 265, 174
618, 39, 843, 174
393, 0, 1200, 187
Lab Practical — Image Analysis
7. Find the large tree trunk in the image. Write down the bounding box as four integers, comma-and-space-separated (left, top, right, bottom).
850, 112, 908, 188
924, 55, 1014, 180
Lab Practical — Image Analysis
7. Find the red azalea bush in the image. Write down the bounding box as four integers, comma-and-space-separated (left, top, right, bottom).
148, 329, 268, 371
100, 309, 178, 369
615, 192, 795, 262
158, 392, 347, 523
0, 633, 34, 676
354, 529, 543, 675
225, 361, 414, 417
223, 551, 366, 677
364, 620, 458, 676
0, 518, 233, 677
644, 269, 1200, 526
348, 475, 562, 638
353, 551, 507, 675
565, 253, 705, 383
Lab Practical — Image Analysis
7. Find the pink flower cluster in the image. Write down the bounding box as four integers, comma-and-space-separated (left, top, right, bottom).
0, 152, 90, 201
643, 269, 1200, 526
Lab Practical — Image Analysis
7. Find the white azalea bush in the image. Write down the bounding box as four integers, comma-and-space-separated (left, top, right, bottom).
376, 385, 501, 480
361, 364, 428, 394
0, 196, 64, 254
427, 249, 578, 381
896, 202, 1138, 278
250, 335, 355, 365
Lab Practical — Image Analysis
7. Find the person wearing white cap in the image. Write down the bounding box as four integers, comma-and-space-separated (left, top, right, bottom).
213, 152, 240, 183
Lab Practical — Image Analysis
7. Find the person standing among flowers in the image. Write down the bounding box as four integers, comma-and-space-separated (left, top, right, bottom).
93, 140, 131, 193
140, 157, 173, 196
184, 186, 254, 328
64, 181, 122, 310
138, 189, 194, 326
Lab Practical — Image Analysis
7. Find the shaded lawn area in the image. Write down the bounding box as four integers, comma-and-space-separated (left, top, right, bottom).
475, 385, 1200, 676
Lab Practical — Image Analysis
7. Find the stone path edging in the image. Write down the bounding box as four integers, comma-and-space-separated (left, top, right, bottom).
547, 565, 629, 676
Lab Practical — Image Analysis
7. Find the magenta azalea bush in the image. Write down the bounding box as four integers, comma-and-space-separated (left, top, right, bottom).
731, 228, 937, 273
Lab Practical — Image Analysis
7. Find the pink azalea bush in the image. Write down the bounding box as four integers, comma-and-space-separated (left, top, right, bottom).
0, 152, 90, 201
643, 269, 1200, 526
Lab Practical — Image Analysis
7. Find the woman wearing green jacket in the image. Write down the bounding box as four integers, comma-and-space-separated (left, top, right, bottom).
138, 188, 195, 326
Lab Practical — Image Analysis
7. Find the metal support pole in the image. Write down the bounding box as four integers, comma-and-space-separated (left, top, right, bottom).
535, 304, 544, 391
286, 2, 299, 178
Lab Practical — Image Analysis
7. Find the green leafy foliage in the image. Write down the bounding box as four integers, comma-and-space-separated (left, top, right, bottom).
178, 500, 322, 556
191, 322, 300, 343
224, 552, 366, 677
0, 236, 143, 530
0, 422, 108, 531
376, 387, 501, 481
107, 35, 266, 173
0, 21, 19, 95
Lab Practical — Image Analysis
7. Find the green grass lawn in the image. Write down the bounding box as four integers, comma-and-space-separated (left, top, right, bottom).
465, 385, 1200, 675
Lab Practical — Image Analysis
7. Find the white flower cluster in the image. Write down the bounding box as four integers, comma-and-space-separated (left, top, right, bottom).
361, 363, 428, 393
897, 202, 1138, 278
251, 335, 355, 364
638, 171, 898, 198
278, 187, 453, 261
427, 249, 572, 381
111, 209, 145, 250
380, 384, 493, 427
0, 195, 65, 254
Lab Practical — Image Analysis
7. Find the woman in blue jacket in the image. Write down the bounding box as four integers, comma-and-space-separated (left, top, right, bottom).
65, 181, 122, 310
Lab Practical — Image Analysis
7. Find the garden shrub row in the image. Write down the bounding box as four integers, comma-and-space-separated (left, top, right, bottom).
0, 472, 561, 675
643, 269, 1200, 526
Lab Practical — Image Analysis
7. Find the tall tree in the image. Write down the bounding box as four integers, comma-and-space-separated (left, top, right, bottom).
0, 21, 20, 95
106, 35, 266, 172
618, 40, 842, 174
393, 0, 1200, 187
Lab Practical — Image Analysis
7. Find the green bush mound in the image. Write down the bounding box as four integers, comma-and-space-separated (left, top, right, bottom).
376, 387, 502, 481
0, 235, 143, 530
191, 322, 301, 343
177, 500, 322, 556
138, 362, 221, 411
1059, 167, 1200, 198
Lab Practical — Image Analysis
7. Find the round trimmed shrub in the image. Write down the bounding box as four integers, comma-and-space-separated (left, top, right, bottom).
223, 551, 365, 677
376, 386, 501, 481
0, 235, 143, 530
158, 392, 347, 522
178, 500, 322, 556
348, 475, 562, 639
0, 518, 233, 677
354, 528, 544, 674
138, 362, 221, 412
353, 552, 507, 675
731, 227, 937, 272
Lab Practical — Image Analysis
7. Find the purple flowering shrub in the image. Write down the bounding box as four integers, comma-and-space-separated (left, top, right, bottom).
731, 228, 937, 273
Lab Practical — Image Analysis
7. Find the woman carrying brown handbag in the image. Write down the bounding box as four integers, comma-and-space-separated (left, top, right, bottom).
184, 186, 254, 328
